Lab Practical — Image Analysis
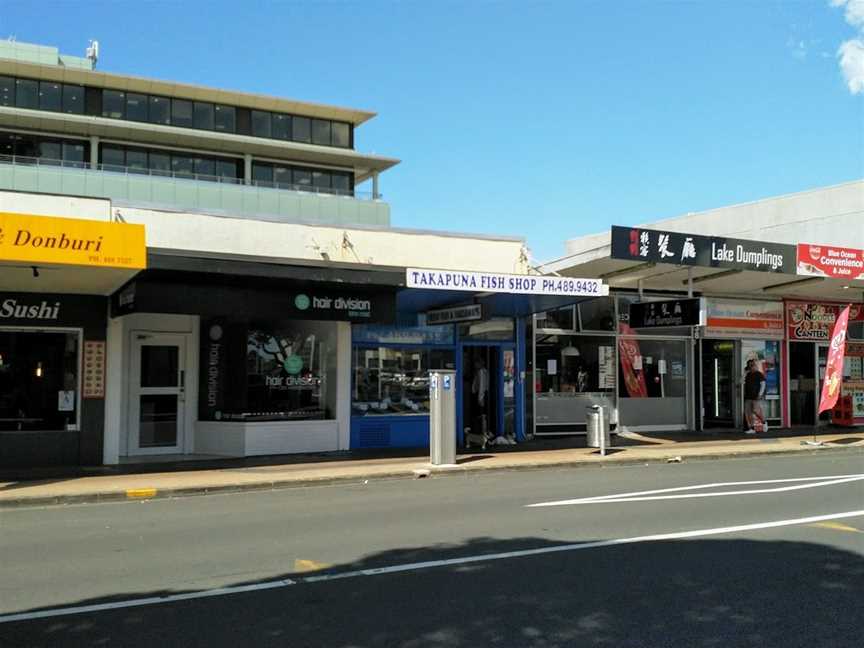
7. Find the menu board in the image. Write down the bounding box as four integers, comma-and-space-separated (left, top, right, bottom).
82, 340, 106, 399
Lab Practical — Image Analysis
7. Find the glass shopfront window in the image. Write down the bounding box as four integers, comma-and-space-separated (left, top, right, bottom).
352, 347, 455, 417
242, 321, 336, 421
458, 318, 515, 342
534, 333, 617, 430
0, 331, 79, 432
617, 336, 689, 428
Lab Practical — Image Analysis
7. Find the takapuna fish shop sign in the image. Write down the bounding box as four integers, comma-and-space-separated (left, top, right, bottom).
406, 268, 608, 297
610, 226, 796, 274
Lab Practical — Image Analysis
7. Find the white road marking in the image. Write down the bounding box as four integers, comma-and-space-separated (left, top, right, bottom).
527, 474, 864, 507
1, 509, 863, 624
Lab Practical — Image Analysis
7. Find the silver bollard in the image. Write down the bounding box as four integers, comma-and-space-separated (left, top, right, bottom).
429, 370, 457, 465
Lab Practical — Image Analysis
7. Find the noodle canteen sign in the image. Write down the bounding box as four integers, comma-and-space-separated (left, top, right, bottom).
797, 243, 864, 280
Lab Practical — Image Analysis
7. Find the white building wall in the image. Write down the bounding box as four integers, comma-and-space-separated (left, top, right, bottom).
564, 180, 864, 257
115, 206, 528, 274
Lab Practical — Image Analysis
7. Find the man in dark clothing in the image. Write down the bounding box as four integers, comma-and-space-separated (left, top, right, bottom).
743, 359, 766, 434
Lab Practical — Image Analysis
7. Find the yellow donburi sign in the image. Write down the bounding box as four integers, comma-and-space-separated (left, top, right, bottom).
0, 212, 146, 270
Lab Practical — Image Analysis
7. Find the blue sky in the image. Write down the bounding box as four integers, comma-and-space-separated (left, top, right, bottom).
1, 1, 861, 262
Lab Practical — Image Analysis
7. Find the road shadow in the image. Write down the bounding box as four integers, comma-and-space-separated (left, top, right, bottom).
3, 534, 863, 647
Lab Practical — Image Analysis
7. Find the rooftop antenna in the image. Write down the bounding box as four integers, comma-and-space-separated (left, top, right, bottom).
86, 40, 99, 67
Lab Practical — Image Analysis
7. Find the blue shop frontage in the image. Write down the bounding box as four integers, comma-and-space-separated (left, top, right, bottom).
350, 270, 608, 449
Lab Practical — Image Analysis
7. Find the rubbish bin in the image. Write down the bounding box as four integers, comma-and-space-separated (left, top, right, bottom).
586, 405, 610, 450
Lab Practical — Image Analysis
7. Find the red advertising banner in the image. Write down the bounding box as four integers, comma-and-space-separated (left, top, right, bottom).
617, 323, 648, 398
786, 301, 864, 341
797, 243, 864, 280
818, 305, 851, 415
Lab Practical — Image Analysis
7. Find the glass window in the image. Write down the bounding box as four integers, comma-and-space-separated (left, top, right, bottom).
62, 84, 84, 114
126, 93, 148, 121
214, 104, 235, 133
14, 133, 38, 159
458, 318, 515, 341
312, 170, 330, 190
578, 297, 616, 331
292, 116, 311, 143
331, 122, 350, 148
618, 338, 687, 399
193, 102, 214, 130
126, 148, 148, 173
140, 346, 179, 388
535, 334, 616, 394
100, 146, 125, 170
148, 152, 171, 176
274, 165, 291, 188
0, 132, 13, 157
216, 159, 239, 181
148, 96, 171, 125
194, 157, 215, 178
15, 79, 38, 109
171, 154, 195, 177
252, 162, 273, 185
171, 99, 194, 128
38, 81, 62, 111
0, 331, 80, 432
62, 141, 86, 167
293, 168, 312, 187
38, 140, 62, 164
0, 76, 14, 106
272, 113, 291, 140
102, 89, 125, 119
352, 347, 455, 416
251, 110, 271, 138
312, 119, 331, 145
241, 322, 337, 421
331, 172, 351, 195
536, 307, 575, 331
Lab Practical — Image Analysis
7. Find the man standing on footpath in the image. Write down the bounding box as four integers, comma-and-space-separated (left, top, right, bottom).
743, 359, 767, 434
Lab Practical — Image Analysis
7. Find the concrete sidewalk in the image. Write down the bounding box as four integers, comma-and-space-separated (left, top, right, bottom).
2, 431, 863, 508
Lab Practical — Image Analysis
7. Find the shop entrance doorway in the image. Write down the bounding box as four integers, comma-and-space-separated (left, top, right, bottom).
701, 339, 737, 429
789, 342, 833, 427
128, 332, 188, 455
461, 345, 501, 441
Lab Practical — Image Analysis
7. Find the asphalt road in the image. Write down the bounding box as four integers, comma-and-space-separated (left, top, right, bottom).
1, 451, 863, 647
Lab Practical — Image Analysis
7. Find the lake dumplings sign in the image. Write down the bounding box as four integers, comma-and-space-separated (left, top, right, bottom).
0, 212, 146, 269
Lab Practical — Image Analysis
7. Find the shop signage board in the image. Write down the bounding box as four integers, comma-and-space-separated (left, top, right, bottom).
0, 212, 146, 270
0, 292, 107, 328
787, 301, 864, 341
703, 299, 785, 339
610, 226, 795, 274
629, 298, 705, 328
112, 280, 396, 324
82, 341, 106, 399
426, 304, 483, 325
406, 268, 608, 297
797, 243, 864, 280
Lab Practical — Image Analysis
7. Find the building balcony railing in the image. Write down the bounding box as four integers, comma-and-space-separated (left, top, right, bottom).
0, 154, 389, 228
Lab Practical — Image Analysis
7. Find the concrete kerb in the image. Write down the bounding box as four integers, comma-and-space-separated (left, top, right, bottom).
1, 443, 862, 509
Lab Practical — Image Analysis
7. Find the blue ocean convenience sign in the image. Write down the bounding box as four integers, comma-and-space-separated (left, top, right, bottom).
406, 268, 607, 297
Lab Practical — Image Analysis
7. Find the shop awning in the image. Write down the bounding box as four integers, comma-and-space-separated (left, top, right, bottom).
397, 288, 603, 319
542, 226, 864, 303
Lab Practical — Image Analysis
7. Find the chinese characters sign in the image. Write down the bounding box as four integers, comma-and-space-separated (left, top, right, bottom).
610, 226, 796, 274
629, 298, 705, 328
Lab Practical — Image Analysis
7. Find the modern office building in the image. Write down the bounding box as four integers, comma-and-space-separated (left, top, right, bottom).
539, 180, 864, 435
0, 41, 602, 470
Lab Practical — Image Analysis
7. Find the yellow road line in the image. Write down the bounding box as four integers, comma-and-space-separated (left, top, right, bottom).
125, 488, 157, 499
807, 521, 862, 533
294, 559, 332, 573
